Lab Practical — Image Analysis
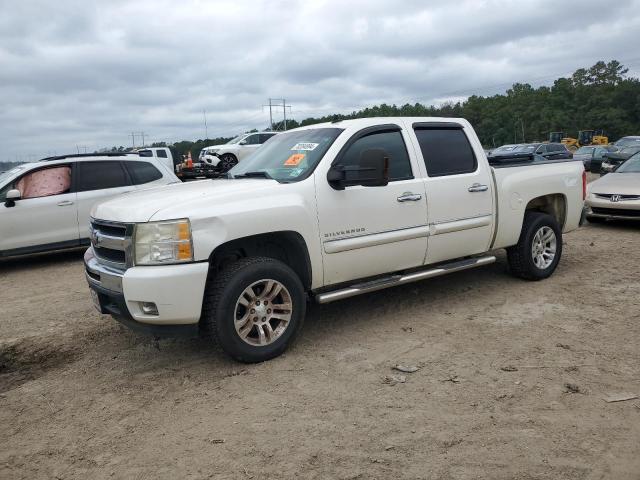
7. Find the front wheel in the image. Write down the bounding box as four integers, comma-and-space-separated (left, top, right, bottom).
507, 212, 562, 280
201, 257, 306, 362
218, 154, 238, 173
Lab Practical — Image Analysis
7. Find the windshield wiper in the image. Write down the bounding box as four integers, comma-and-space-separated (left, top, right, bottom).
232, 170, 273, 180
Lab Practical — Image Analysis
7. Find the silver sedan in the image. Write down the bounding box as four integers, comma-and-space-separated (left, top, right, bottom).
586, 153, 640, 222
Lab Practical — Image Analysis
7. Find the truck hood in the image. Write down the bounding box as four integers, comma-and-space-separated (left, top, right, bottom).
91, 179, 282, 223
588, 173, 640, 195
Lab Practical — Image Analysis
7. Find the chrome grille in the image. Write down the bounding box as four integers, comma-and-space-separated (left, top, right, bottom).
594, 193, 640, 201
89, 219, 133, 270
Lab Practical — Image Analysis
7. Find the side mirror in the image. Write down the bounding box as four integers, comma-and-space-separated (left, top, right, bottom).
5, 189, 21, 208
327, 148, 389, 190
239, 140, 248, 145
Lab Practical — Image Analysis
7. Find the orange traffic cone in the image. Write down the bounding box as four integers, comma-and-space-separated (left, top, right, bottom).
186, 151, 193, 169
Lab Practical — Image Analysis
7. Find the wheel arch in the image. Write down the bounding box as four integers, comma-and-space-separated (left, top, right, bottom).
524, 193, 567, 229
208, 231, 313, 290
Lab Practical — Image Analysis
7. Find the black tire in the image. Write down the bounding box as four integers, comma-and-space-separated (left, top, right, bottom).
219, 154, 238, 173
201, 257, 306, 363
586, 215, 606, 224
507, 212, 562, 281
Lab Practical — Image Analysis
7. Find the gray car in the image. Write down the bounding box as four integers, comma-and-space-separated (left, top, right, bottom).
573, 145, 616, 172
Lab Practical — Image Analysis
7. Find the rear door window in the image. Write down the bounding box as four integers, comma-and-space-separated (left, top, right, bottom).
77, 161, 130, 192
124, 161, 163, 185
414, 127, 477, 177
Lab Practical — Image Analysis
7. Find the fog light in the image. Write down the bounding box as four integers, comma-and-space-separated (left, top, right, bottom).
140, 302, 159, 316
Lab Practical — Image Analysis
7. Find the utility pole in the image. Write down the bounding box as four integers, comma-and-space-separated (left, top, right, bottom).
137, 131, 146, 147
203, 109, 208, 139
263, 98, 291, 130
130, 132, 136, 149
283, 98, 287, 131
262, 98, 274, 130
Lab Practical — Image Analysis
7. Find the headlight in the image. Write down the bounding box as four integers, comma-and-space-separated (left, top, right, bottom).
134, 219, 193, 265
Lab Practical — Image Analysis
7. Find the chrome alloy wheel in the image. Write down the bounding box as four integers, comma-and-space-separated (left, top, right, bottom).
234, 279, 293, 346
531, 226, 557, 269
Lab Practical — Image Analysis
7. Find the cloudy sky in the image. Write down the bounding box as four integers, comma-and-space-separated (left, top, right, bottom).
1, 0, 640, 161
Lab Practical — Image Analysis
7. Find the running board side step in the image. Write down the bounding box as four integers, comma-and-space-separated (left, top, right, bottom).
315, 255, 496, 304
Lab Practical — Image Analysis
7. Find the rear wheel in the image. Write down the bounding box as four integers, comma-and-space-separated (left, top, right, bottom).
201, 257, 306, 362
507, 212, 562, 280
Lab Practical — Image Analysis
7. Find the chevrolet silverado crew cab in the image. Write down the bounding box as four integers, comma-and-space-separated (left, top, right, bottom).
84, 118, 585, 362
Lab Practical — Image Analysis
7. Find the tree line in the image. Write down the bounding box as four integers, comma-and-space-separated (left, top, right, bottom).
272, 60, 639, 147
101, 60, 639, 156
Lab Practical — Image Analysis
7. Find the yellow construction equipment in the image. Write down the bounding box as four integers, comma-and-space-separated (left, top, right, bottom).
550, 129, 609, 151
578, 129, 609, 146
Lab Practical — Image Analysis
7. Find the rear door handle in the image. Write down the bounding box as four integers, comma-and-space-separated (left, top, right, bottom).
397, 192, 422, 202
468, 183, 488, 193
57, 200, 74, 206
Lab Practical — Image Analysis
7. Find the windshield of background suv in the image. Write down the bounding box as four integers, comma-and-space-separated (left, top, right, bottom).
0, 165, 28, 186
229, 128, 344, 182
616, 154, 640, 173
0, 165, 30, 200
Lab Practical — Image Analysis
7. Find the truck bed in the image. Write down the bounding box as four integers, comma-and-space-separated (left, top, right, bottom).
490, 156, 584, 250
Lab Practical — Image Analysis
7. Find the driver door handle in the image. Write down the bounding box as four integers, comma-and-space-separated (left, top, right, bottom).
57, 200, 74, 206
468, 183, 488, 193
397, 192, 422, 202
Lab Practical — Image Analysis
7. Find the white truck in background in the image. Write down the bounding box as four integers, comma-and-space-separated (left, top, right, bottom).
135, 147, 177, 173
84, 117, 585, 363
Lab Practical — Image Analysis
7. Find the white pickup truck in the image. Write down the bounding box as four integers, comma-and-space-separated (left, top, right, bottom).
84, 117, 585, 362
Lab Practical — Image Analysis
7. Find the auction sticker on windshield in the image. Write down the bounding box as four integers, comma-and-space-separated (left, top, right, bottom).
284, 153, 305, 166
291, 143, 319, 151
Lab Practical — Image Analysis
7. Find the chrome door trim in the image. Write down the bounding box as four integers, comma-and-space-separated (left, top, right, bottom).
430, 214, 492, 236
323, 225, 429, 254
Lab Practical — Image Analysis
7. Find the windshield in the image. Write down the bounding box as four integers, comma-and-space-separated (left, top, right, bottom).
513, 145, 536, 152
616, 154, 640, 173
575, 147, 595, 154
621, 146, 640, 155
492, 145, 518, 153
615, 137, 640, 148
229, 128, 344, 182
226, 134, 246, 145
0, 165, 28, 186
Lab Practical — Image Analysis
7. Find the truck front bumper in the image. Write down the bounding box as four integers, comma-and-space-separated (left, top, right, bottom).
84, 248, 209, 336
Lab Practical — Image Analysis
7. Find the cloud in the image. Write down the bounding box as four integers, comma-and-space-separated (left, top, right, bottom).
1, 0, 639, 160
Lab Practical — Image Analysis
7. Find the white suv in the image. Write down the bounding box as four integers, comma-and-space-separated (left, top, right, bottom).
0, 153, 179, 258
200, 132, 278, 172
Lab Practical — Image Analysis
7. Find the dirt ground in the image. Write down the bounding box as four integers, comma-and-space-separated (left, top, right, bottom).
2, 215, 640, 479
